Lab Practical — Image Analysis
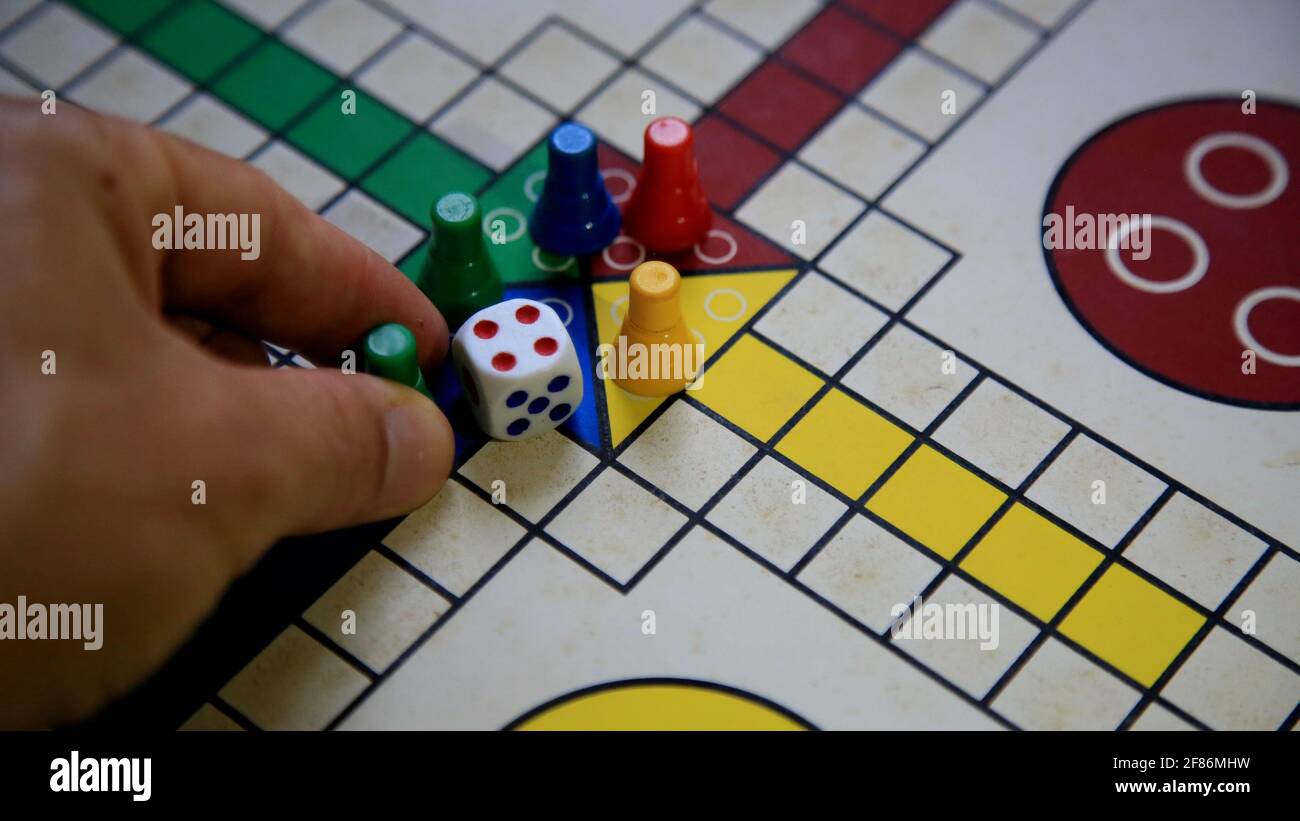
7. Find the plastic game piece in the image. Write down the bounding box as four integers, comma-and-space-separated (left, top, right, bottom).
419, 192, 503, 331
529, 123, 622, 256
622, 117, 712, 253
613, 261, 696, 396
364, 322, 431, 398
451, 298, 584, 440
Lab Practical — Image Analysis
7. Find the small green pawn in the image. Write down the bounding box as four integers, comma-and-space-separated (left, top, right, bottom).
419, 192, 503, 330
364, 323, 431, 398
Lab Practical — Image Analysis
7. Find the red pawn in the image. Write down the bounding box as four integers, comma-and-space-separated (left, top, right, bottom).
623, 117, 712, 253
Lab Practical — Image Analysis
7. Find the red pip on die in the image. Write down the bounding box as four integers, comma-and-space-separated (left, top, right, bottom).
451, 298, 583, 441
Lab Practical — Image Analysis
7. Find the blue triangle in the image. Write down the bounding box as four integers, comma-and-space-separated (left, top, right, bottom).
504, 282, 602, 452
431, 282, 603, 463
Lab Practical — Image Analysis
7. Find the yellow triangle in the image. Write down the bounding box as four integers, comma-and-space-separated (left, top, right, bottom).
592, 269, 797, 447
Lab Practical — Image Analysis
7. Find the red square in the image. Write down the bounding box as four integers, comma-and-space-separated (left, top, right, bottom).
840, 0, 953, 38
692, 114, 781, 210
780, 6, 901, 94
716, 62, 843, 152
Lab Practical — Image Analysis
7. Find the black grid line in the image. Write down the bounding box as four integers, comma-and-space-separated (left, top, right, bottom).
309, 0, 1048, 728
293, 616, 379, 680
206, 694, 260, 731
226, 0, 1296, 731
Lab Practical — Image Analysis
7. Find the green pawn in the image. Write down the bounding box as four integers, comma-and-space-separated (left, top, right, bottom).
418, 192, 503, 330
364, 323, 431, 398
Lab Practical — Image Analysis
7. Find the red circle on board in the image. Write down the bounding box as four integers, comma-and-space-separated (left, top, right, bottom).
534, 337, 558, 356
515, 304, 540, 324
491, 352, 516, 371
1045, 98, 1300, 407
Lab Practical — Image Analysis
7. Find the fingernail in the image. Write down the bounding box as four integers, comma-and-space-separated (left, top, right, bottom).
381, 397, 452, 513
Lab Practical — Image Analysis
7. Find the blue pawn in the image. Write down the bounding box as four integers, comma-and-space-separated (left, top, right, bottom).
529, 123, 621, 257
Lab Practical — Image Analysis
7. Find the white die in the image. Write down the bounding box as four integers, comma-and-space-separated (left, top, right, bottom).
451, 298, 584, 440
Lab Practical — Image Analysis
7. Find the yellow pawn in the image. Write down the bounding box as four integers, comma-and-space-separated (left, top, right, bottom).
613, 261, 697, 396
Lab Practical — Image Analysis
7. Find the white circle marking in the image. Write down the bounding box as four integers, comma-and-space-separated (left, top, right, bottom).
1233, 286, 1300, 367
704, 288, 748, 322
601, 167, 637, 204
1104, 215, 1208, 294
541, 297, 574, 327
601, 235, 646, 271
482, 206, 527, 243
1184, 132, 1288, 209
524, 170, 547, 203
694, 228, 738, 266
531, 246, 574, 272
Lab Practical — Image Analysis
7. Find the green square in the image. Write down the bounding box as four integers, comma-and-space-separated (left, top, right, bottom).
287, 89, 413, 180
361, 133, 490, 228
212, 40, 334, 130
68, 0, 176, 33
140, 1, 261, 82
478, 141, 578, 283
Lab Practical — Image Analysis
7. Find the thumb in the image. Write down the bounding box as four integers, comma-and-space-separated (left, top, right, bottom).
226, 363, 454, 540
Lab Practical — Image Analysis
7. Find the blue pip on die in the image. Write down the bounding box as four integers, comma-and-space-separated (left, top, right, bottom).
451, 298, 583, 440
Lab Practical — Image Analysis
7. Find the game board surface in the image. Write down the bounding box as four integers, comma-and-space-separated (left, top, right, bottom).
4, 0, 1297, 730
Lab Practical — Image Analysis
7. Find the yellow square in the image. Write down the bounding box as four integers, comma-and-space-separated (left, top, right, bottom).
961, 504, 1103, 620
694, 334, 822, 441
866, 446, 1005, 559
776, 389, 911, 498
1060, 564, 1204, 687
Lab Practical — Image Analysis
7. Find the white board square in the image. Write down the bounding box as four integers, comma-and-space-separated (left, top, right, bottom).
322, 189, 422, 262
458, 430, 599, 523
432, 77, 555, 171
499, 24, 620, 113
547, 468, 687, 584
798, 513, 942, 632
707, 455, 846, 571
800, 105, 926, 201
992, 638, 1140, 729
933, 377, 1069, 488
843, 324, 976, 430
1026, 434, 1166, 547
303, 551, 449, 672
283, 0, 403, 75
620, 400, 756, 511
384, 480, 526, 596
860, 49, 984, 142
160, 93, 266, 158
68, 49, 191, 123
735, 161, 864, 260
819, 210, 951, 310
250, 141, 345, 210
357, 31, 477, 122
641, 16, 762, 105
1125, 493, 1268, 610
755, 271, 888, 375
0, 4, 114, 88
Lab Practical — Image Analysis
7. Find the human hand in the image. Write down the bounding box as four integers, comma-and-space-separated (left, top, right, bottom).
0, 98, 454, 728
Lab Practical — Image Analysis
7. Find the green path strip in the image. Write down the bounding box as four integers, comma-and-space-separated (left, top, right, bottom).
140, 0, 260, 82
68, 0, 177, 34
212, 40, 335, 130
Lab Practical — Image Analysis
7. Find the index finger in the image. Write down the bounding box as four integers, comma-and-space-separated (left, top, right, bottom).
101, 107, 447, 367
